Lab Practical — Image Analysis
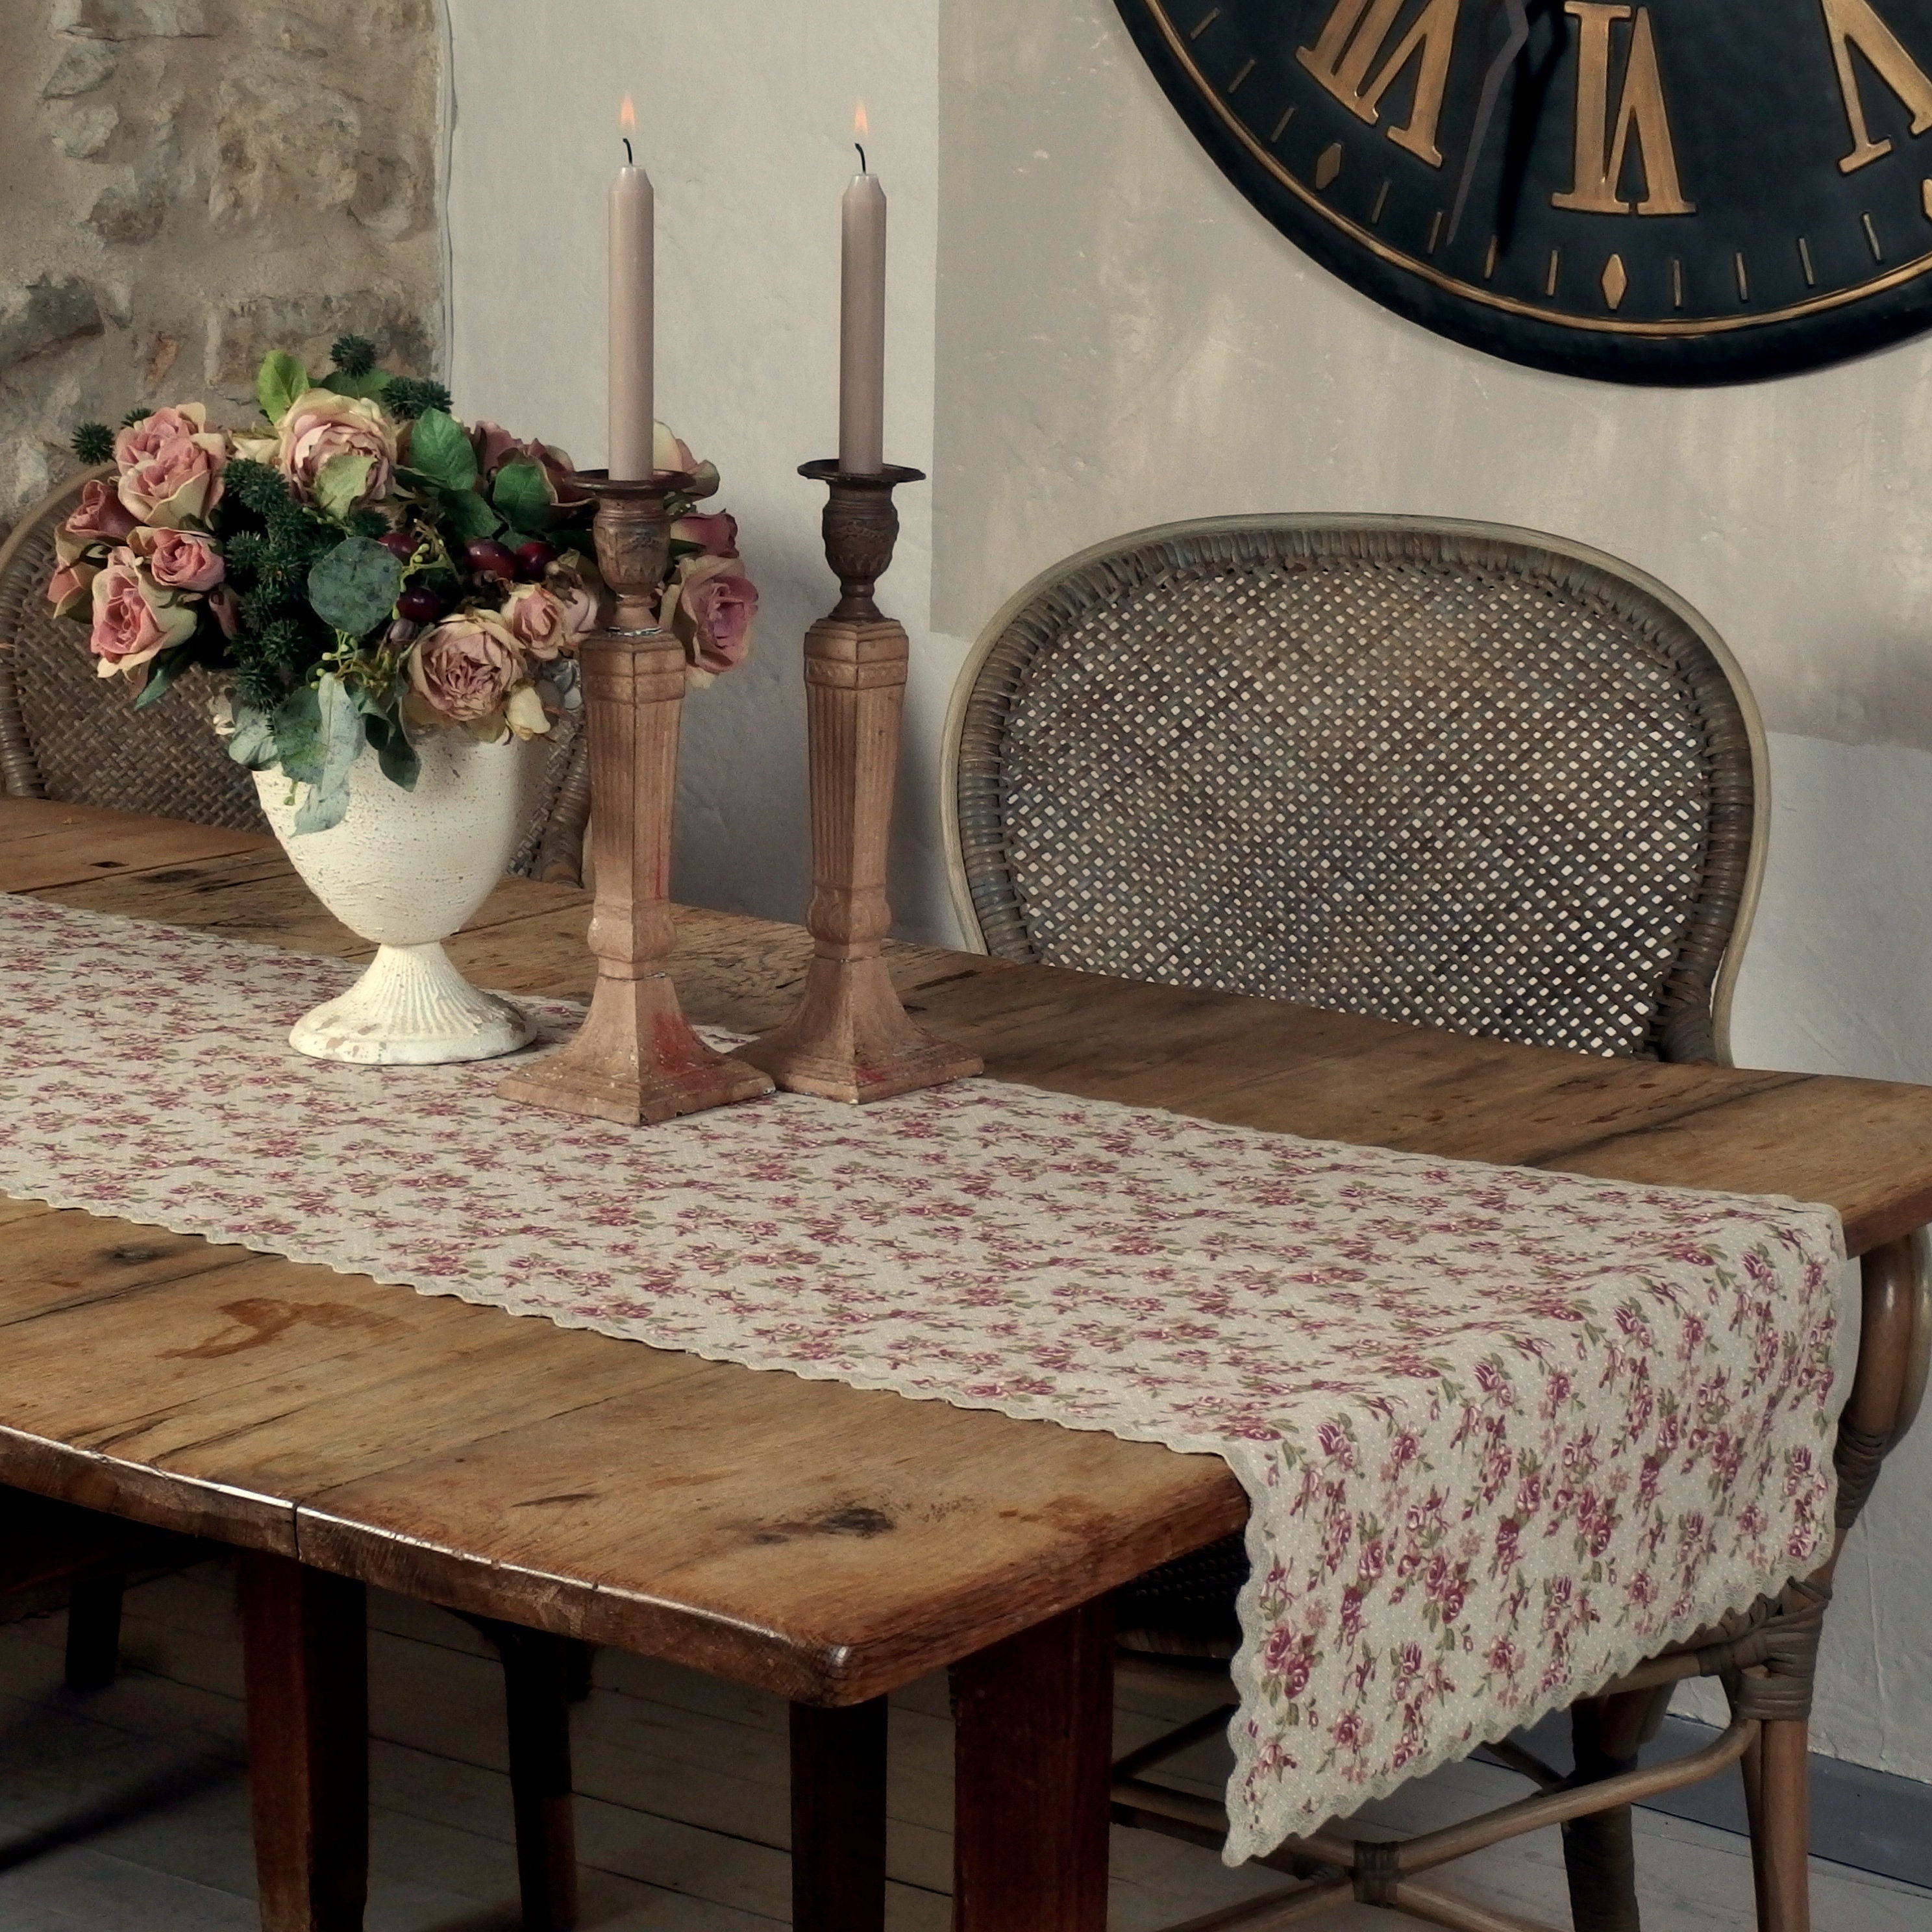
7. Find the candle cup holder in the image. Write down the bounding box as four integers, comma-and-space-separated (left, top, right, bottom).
499, 469, 775, 1125
737, 462, 983, 1104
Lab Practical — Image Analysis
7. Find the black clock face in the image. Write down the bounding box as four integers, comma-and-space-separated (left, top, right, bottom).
1115, 0, 1932, 382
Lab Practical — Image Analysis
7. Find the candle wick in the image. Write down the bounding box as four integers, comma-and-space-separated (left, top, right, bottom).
623, 136, 634, 166
855, 142, 867, 175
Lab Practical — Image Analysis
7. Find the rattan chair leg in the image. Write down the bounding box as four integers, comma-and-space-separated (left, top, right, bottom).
1751, 1718, 1811, 1932
1561, 1702, 1642, 1932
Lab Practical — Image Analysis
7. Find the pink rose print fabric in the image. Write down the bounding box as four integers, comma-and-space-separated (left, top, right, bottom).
0, 898, 1843, 1861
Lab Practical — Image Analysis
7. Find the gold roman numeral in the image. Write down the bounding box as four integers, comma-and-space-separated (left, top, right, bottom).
1820, 0, 1932, 174
1296, 0, 1463, 169
1551, 3, 1694, 216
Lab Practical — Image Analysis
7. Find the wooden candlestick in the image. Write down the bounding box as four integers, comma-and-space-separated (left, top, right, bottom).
499, 471, 774, 1125
737, 462, 982, 1104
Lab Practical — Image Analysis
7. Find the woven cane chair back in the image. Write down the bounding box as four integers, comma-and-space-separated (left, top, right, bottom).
945, 516, 1768, 1064
0, 469, 584, 876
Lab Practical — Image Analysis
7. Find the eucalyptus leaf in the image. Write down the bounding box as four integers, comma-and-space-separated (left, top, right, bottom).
225, 704, 279, 771
321, 369, 393, 402
407, 409, 477, 492
131, 645, 193, 712
273, 684, 324, 784
490, 458, 554, 533
313, 452, 375, 523
293, 675, 364, 834
307, 534, 402, 638
437, 487, 501, 543
256, 350, 312, 426
363, 711, 420, 791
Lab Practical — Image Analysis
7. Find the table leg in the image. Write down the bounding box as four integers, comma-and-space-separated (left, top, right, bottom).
239, 1552, 368, 1932
950, 1599, 1113, 1932
494, 1624, 580, 1932
791, 1698, 888, 1932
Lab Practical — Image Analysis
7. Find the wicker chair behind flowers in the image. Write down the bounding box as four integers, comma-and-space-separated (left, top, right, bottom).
0, 466, 590, 879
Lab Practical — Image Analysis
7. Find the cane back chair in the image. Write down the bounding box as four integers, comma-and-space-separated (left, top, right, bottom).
942, 516, 1906, 1932
0, 467, 590, 880
0, 465, 594, 1930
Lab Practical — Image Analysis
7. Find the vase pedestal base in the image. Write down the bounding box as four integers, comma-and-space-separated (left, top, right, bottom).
738, 955, 982, 1105
498, 969, 773, 1126
291, 943, 534, 1066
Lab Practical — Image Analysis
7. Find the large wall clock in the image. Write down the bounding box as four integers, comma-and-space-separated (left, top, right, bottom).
1115, 0, 1932, 382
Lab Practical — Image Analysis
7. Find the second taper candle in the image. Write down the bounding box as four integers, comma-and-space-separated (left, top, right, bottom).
839, 107, 886, 475
609, 96, 654, 482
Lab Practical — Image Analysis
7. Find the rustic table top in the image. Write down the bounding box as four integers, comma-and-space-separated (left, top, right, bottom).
5, 797, 1931, 1707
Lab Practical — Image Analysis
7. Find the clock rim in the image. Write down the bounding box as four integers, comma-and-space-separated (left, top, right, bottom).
1119, 0, 1932, 386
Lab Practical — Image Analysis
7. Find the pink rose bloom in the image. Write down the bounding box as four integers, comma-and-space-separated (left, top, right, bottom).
501, 583, 570, 661
406, 610, 525, 725
670, 510, 738, 556
131, 525, 225, 593
652, 421, 698, 475
111, 403, 210, 471
545, 560, 603, 639
47, 559, 101, 619
277, 390, 397, 507
118, 431, 228, 530
61, 478, 140, 550
88, 549, 198, 679
667, 554, 758, 682
469, 422, 589, 508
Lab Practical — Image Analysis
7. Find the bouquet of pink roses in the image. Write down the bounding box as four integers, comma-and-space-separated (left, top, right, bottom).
50, 334, 758, 832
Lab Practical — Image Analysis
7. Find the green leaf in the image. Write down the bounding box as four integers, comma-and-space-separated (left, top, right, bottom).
362, 710, 420, 791
322, 369, 392, 402
406, 409, 476, 492
306, 535, 402, 638
225, 704, 279, 771
132, 645, 193, 712
490, 458, 554, 533
313, 452, 375, 523
437, 487, 501, 543
256, 350, 312, 426
294, 675, 364, 833
273, 684, 325, 784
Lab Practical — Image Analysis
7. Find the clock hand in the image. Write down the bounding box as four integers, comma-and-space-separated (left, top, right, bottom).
1446, 0, 1532, 245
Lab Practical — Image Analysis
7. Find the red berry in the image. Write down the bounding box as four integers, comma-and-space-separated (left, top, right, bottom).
397, 587, 443, 623
376, 531, 417, 563
465, 539, 517, 580
514, 539, 556, 582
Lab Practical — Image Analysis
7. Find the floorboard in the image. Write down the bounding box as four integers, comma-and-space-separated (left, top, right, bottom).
0, 1563, 1922, 1929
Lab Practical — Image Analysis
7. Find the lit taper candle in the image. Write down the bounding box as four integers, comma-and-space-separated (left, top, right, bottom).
839, 105, 886, 475
609, 96, 655, 482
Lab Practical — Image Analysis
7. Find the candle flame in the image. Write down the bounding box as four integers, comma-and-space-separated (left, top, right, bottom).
620, 95, 636, 134
854, 101, 869, 140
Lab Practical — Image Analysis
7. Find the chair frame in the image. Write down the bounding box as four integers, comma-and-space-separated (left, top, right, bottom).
937, 515, 1914, 1932
941, 512, 1773, 1067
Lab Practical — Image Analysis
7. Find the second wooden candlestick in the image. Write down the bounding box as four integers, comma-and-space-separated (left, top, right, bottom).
737, 462, 981, 1104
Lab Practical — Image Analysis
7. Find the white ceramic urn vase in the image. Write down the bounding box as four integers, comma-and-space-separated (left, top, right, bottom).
254, 731, 547, 1065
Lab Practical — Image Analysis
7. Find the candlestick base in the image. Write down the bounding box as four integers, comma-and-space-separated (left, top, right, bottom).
500, 968, 773, 1125
737, 955, 981, 1104
743, 463, 982, 1105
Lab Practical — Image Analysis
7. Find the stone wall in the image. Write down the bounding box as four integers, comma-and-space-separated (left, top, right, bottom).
0, 0, 445, 530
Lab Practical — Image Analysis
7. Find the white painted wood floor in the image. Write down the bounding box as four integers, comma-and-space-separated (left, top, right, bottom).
0, 1562, 1925, 1931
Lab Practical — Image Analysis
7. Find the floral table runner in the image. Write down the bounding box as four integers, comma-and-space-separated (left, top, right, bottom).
0, 897, 1843, 1861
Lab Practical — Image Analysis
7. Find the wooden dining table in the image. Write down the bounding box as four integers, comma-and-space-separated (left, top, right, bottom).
3, 794, 1932, 1932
